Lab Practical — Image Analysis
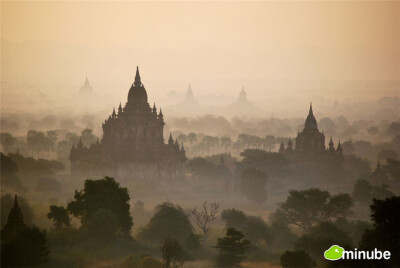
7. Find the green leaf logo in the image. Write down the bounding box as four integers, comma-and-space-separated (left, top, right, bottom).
324, 245, 344, 261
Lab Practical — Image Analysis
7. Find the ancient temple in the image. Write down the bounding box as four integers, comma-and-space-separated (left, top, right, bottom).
279, 104, 343, 158
295, 104, 326, 152
183, 84, 198, 106
1, 195, 26, 240
70, 67, 186, 180
79, 77, 93, 96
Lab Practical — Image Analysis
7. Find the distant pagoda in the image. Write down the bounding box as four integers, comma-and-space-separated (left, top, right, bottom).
79, 76, 93, 96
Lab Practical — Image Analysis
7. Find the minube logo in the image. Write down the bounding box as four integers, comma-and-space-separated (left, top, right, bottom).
324, 245, 391, 261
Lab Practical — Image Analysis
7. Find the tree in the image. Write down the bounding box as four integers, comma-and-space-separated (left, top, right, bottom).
277, 188, 353, 232
177, 134, 187, 145
1, 226, 49, 267
367, 126, 379, 136
264, 135, 276, 151
221, 209, 272, 246
360, 196, 400, 267
215, 227, 250, 267
0, 133, 16, 153
87, 209, 119, 238
0, 153, 22, 190
45, 130, 58, 156
67, 176, 133, 233
386, 122, 400, 137
161, 238, 184, 268
27, 130, 47, 157
238, 134, 251, 149
138, 202, 199, 249
294, 222, 353, 261
191, 201, 219, 245
280, 250, 314, 268
186, 157, 218, 179
352, 178, 394, 205
220, 136, 232, 152
47, 205, 70, 231
187, 133, 197, 150
240, 168, 268, 203
81, 129, 98, 147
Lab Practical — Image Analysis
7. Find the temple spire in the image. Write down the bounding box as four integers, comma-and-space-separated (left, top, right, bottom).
118, 102, 123, 114
134, 66, 141, 87
14, 194, 18, 207
309, 102, 313, 114
168, 133, 174, 145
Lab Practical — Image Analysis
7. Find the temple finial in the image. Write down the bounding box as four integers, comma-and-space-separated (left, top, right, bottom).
134, 66, 141, 87
309, 102, 313, 114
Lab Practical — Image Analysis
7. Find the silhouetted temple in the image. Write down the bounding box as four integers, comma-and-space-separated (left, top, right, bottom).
70, 67, 186, 180
183, 84, 198, 106
79, 76, 93, 95
280, 104, 343, 158
295, 104, 326, 152
238, 87, 249, 105
1, 195, 26, 240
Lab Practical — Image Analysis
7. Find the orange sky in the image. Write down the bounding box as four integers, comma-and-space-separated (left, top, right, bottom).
1, 1, 399, 95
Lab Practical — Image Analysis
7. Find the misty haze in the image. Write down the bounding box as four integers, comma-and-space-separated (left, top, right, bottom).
1, 1, 399, 268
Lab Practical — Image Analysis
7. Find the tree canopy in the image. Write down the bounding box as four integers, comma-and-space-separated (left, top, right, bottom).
276, 188, 353, 232
221, 209, 272, 246
138, 202, 199, 249
67, 176, 133, 233
215, 227, 250, 267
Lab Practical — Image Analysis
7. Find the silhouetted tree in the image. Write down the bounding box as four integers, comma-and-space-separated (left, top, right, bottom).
215, 227, 250, 267
295, 222, 353, 261
47, 205, 70, 231
221, 209, 272, 246
7, 153, 64, 178
161, 238, 184, 268
386, 122, 400, 137
352, 178, 394, 205
186, 157, 218, 179
367, 126, 379, 136
67, 176, 133, 233
187, 133, 197, 150
277, 188, 353, 232
191, 201, 219, 245
264, 135, 276, 151
87, 209, 119, 238
0, 153, 23, 190
81, 128, 98, 147
27, 130, 47, 157
138, 202, 199, 249
360, 196, 400, 267
45, 130, 58, 156
220, 136, 232, 152
0, 133, 16, 154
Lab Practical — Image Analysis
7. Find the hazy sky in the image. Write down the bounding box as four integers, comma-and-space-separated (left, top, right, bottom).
1, 1, 399, 98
